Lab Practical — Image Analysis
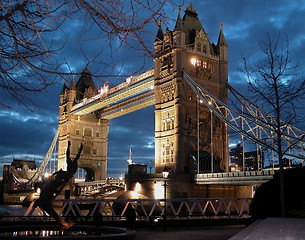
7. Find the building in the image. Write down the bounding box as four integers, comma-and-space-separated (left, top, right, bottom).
58, 69, 109, 181
3, 159, 37, 184
154, 3, 228, 175
229, 144, 263, 171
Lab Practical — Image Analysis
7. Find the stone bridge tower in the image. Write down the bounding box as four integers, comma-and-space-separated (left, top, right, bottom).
154, 4, 229, 175
58, 68, 109, 181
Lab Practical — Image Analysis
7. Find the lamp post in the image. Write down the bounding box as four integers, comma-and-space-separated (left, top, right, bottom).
149, 160, 152, 174
162, 165, 169, 231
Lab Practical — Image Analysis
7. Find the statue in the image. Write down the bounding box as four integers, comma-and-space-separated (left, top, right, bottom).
27, 141, 83, 230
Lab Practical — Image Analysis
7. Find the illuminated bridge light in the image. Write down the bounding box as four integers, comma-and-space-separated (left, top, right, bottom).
191, 57, 196, 66
126, 76, 132, 84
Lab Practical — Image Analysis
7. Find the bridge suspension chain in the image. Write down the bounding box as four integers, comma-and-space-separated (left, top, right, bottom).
25, 129, 59, 186
183, 71, 305, 161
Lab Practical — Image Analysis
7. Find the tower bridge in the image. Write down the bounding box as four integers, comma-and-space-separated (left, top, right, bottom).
14, 4, 305, 199
59, 4, 230, 185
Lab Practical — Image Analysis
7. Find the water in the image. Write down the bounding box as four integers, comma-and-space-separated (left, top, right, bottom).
0, 204, 40, 216
0, 204, 26, 215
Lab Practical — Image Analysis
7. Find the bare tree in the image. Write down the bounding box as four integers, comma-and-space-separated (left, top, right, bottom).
0, 0, 179, 108
0, 1, 71, 108
241, 33, 305, 217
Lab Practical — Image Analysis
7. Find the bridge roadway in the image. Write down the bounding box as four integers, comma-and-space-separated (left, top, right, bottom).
76, 179, 125, 197
70, 69, 154, 118
195, 170, 275, 184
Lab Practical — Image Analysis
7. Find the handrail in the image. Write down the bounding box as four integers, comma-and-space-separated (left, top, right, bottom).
24, 197, 251, 221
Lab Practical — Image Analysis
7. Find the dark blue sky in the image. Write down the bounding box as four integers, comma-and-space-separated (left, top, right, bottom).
1, 1, 305, 178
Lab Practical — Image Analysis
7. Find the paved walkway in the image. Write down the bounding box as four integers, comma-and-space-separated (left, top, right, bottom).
134, 218, 305, 240
135, 225, 246, 240
229, 218, 305, 240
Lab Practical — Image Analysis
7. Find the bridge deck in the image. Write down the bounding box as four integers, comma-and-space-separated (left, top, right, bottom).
70, 69, 154, 116
195, 170, 275, 184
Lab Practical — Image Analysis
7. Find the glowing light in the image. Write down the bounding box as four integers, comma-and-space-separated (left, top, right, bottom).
162, 165, 169, 179
100, 82, 109, 96
191, 57, 196, 66
126, 76, 133, 84
154, 181, 164, 199
36, 187, 41, 195
134, 182, 141, 192
130, 182, 142, 198
131, 191, 139, 198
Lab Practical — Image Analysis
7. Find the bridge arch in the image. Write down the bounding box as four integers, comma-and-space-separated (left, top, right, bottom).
190, 150, 211, 174
77, 165, 95, 182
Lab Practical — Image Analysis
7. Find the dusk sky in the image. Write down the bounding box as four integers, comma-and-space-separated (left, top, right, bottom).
1, 1, 305, 178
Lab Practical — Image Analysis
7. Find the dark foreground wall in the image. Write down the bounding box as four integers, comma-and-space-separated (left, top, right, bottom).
250, 167, 305, 219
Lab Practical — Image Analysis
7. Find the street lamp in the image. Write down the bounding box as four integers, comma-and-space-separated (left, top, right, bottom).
162, 165, 169, 231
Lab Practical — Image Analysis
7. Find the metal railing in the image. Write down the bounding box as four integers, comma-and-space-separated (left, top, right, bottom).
23, 198, 252, 222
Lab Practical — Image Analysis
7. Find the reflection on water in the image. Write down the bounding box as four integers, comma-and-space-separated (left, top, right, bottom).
1, 230, 104, 237
0, 204, 41, 216
0, 225, 134, 239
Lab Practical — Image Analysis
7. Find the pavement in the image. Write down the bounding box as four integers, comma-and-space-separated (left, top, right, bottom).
134, 218, 305, 240
229, 218, 305, 240
134, 225, 246, 240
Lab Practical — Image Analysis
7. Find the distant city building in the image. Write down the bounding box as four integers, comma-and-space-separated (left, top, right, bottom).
2, 159, 37, 192
3, 159, 37, 182
229, 144, 263, 171
128, 164, 147, 174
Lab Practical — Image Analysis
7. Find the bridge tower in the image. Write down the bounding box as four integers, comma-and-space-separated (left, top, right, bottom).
154, 4, 229, 175
58, 68, 109, 181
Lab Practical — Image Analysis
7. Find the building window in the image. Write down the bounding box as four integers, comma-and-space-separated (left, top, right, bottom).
96, 132, 100, 138
92, 149, 97, 155
166, 120, 171, 130
202, 61, 207, 68
162, 144, 165, 163
202, 44, 207, 53
84, 127, 92, 137
197, 43, 201, 52
208, 63, 214, 71
75, 129, 80, 135
83, 146, 91, 155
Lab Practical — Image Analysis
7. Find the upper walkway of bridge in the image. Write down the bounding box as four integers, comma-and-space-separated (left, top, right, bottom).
70, 69, 154, 118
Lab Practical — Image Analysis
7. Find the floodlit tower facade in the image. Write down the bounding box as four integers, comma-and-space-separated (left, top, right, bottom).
154, 4, 229, 174
58, 68, 109, 181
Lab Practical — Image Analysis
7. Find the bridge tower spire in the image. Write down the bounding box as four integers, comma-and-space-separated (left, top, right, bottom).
154, 5, 229, 175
